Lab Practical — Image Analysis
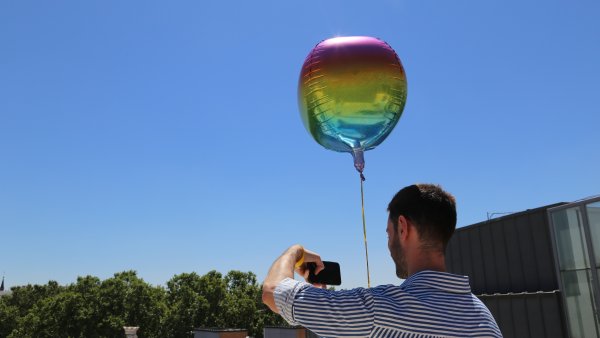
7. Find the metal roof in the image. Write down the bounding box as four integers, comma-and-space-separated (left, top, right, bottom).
446, 203, 565, 294
478, 291, 567, 338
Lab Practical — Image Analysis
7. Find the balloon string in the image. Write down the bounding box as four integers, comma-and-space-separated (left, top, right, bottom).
360, 173, 371, 288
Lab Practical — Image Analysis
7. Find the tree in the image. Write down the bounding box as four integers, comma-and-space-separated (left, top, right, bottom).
95, 271, 166, 338
4, 281, 63, 318
0, 270, 290, 338
162, 272, 210, 338
163, 270, 288, 338
11, 291, 91, 338
0, 297, 19, 338
222, 271, 260, 334
0, 281, 64, 338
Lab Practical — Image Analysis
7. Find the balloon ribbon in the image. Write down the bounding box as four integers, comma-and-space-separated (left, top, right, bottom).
360, 173, 371, 288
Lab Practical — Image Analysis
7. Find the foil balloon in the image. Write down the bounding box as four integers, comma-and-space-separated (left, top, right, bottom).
298, 36, 407, 177
298, 36, 407, 288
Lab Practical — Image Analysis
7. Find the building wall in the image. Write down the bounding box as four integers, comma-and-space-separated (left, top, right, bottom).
193, 330, 247, 338
446, 204, 564, 294
264, 327, 306, 338
480, 291, 567, 338
194, 332, 219, 338
219, 332, 248, 338
446, 203, 571, 337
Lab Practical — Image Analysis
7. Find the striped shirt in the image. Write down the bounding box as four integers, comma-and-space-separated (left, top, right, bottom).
274, 270, 502, 338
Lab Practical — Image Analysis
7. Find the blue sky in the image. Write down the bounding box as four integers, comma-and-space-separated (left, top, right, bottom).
1, 0, 599, 289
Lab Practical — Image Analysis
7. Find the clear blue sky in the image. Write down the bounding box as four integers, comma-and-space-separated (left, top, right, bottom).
1, 0, 599, 289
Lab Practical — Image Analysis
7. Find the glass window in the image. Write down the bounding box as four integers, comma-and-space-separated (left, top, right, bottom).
561, 270, 600, 338
552, 207, 590, 270
586, 201, 600, 267
551, 204, 600, 338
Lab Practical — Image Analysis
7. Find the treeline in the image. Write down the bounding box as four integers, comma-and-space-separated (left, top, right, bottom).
0, 270, 287, 338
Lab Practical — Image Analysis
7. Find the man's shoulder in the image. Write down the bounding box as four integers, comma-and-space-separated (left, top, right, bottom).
340, 284, 405, 299
326, 284, 402, 298
370, 283, 402, 293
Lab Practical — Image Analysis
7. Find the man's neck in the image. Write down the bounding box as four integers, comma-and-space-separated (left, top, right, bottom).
407, 250, 446, 277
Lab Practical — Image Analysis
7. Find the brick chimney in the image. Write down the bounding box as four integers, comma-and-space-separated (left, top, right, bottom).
124, 326, 139, 338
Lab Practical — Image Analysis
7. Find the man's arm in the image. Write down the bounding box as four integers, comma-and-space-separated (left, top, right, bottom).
263, 245, 375, 337
262, 244, 323, 313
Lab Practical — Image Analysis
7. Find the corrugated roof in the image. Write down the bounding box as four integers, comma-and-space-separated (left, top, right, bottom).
478, 291, 567, 338
446, 203, 564, 294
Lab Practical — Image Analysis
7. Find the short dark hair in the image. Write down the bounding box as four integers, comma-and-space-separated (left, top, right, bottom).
387, 184, 457, 251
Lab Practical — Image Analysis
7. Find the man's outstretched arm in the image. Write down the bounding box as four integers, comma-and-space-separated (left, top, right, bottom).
262, 244, 323, 313
263, 245, 375, 337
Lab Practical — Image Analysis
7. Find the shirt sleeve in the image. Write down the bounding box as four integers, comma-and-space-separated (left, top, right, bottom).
274, 277, 311, 325
274, 278, 375, 337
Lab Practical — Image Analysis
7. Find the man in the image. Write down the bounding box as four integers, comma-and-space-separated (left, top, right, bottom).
263, 184, 502, 337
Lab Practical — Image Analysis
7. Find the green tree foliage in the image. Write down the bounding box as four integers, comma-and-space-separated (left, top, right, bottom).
0, 270, 288, 338
94, 271, 166, 337
162, 272, 212, 337
0, 281, 64, 338
162, 270, 287, 338
223, 271, 267, 336
0, 298, 19, 337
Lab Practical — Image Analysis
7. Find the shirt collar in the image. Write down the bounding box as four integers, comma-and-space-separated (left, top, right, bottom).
401, 270, 471, 294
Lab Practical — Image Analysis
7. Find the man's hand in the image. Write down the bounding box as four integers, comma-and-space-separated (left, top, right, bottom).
262, 245, 325, 312
295, 248, 327, 288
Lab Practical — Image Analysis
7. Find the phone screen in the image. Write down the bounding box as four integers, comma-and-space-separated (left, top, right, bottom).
306, 261, 341, 285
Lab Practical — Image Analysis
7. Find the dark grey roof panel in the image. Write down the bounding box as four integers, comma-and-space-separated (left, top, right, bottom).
504, 216, 526, 291
480, 223, 499, 292
516, 213, 539, 290
458, 230, 473, 284
511, 296, 530, 337
530, 210, 559, 291
496, 295, 515, 337
469, 228, 486, 293
478, 292, 567, 338
490, 218, 511, 293
524, 295, 545, 337
447, 203, 564, 294
539, 292, 567, 338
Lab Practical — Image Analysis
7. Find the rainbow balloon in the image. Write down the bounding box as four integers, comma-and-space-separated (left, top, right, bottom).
298, 36, 407, 176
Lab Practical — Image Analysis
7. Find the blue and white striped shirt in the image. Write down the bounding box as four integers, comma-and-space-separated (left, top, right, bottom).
274, 270, 502, 337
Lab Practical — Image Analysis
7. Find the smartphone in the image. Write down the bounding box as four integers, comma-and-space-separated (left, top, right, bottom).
306, 261, 341, 286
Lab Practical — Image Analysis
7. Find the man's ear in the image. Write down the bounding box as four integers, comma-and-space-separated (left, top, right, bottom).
397, 215, 409, 241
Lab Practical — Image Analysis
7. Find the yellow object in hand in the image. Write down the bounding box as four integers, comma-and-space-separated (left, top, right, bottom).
295, 247, 305, 269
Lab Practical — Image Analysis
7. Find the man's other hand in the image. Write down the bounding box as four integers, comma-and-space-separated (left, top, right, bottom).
295, 248, 326, 288
262, 245, 327, 313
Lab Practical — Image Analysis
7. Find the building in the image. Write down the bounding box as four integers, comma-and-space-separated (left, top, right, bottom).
445, 196, 600, 338
193, 328, 248, 338
263, 326, 319, 338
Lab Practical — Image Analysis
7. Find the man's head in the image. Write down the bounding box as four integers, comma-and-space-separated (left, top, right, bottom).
386, 184, 457, 278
